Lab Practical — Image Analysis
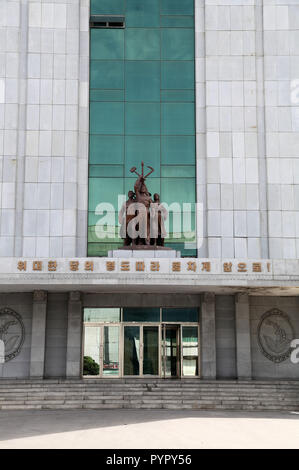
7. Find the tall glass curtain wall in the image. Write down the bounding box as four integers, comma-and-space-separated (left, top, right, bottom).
88, 0, 196, 256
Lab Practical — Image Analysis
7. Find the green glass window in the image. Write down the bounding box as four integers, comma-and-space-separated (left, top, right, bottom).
162, 308, 198, 322
88, 242, 121, 257
162, 103, 195, 135
161, 136, 195, 164
123, 308, 160, 322
161, 16, 194, 28
90, 61, 124, 90
88, 0, 196, 257
125, 103, 160, 135
161, 29, 194, 60
89, 177, 124, 211
88, 210, 119, 228
125, 136, 161, 176
90, 90, 124, 102
126, 0, 160, 27
88, 210, 120, 243
125, 61, 160, 102
90, 102, 124, 135
89, 136, 124, 165
161, 178, 196, 205
161, 0, 194, 15
125, 29, 160, 60
161, 90, 194, 102
84, 308, 121, 323
162, 61, 194, 90
89, 165, 124, 178
161, 165, 195, 178
90, 29, 124, 60
143, 327, 159, 375
91, 0, 125, 15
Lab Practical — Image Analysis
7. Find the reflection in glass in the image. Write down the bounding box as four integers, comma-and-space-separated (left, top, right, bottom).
162, 327, 178, 377
83, 326, 100, 376
124, 326, 140, 375
103, 326, 119, 376
182, 326, 198, 376
84, 308, 120, 323
143, 327, 159, 375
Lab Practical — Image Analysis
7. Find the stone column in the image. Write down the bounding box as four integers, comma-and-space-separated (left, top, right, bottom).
235, 293, 252, 380
201, 292, 216, 379
30, 290, 48, 378
66, 291, 83, 378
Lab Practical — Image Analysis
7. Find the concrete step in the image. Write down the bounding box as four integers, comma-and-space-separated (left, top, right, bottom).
0, 379, 298, 411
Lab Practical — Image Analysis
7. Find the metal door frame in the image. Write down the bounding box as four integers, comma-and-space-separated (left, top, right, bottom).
82, 322, 121, 378
122, 323, 161, 377
82, 319, 200, 378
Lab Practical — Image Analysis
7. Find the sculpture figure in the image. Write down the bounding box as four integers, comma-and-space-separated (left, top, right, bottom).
118, 190, 136, 246
151, 193, 168, 247
118, 162, 168, 249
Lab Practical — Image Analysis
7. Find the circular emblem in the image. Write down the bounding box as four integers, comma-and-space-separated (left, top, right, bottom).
257, 309, 295, 363
0, 308, 25, 362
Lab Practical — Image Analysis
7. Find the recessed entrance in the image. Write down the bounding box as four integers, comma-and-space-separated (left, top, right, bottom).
82, 308, 199, 378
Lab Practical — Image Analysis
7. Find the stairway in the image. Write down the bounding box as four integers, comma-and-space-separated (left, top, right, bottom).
0, 379, 298, 411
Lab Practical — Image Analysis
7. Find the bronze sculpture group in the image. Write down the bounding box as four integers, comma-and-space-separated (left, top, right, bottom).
118, 162, 168, 249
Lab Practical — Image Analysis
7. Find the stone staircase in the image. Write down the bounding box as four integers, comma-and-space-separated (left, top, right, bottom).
0, 379, 298, 411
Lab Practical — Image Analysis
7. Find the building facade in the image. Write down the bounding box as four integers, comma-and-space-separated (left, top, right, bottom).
0, 0, 299, 381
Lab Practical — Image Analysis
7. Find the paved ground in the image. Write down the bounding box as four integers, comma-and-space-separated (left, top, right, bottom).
0, 409, 298, 448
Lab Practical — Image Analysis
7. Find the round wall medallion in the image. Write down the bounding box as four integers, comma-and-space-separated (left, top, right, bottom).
0, 308, 25, 362
257, 308, 295, 363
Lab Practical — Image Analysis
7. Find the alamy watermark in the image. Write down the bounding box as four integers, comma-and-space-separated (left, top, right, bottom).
94, 199, 204, 251
290, 339, 299, 364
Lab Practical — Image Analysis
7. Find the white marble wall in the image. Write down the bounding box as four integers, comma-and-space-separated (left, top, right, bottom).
264, 1, 299, 259
195, 0, 299, 259
0, 0, 89, 258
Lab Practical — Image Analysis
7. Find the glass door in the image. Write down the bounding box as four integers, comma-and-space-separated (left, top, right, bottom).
181, 326, 199, 377
102, 325, 120, 376
161, 325, 180, 377
143, 326, 159, 375
124, 325, 140, 375
123, 325, 160, 376
83, 324, 120, 377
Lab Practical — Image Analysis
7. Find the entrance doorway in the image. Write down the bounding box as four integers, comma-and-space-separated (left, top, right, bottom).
162, 325, 180, 377
83, 308, 199, 378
